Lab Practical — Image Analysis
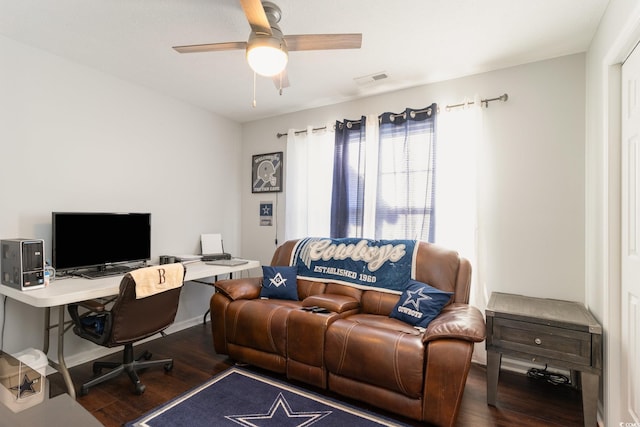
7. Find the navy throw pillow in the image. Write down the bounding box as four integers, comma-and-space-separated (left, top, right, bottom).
260, 266, 298, 300
390, 280, 453, 328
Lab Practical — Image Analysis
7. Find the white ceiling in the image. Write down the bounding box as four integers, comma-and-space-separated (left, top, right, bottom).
0, 0, 609, 123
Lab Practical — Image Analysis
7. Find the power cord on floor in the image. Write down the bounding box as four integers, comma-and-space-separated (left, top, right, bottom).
526, 365, 570, 386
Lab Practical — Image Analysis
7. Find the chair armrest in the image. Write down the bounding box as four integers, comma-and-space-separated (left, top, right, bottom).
422, 303, 486, 344
214, 277, 262, 301
302, 294, 360, 313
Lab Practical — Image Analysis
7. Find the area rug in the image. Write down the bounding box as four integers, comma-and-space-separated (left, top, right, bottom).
126, 367, 409, 426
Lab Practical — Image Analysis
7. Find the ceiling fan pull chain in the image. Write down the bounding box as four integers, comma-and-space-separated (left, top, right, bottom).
253, 71, 257, 108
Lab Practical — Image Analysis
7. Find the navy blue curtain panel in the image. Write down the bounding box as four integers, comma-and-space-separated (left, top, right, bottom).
330, 116, 366, 238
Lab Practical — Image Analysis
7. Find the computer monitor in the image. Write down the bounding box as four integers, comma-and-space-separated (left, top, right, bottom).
52, 212, 151, 272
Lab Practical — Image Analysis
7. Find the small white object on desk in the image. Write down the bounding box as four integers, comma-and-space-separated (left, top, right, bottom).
201, 233, 224, 254
173, 255, 202, 263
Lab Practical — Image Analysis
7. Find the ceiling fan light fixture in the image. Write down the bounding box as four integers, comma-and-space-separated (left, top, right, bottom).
246, 36, 288, 77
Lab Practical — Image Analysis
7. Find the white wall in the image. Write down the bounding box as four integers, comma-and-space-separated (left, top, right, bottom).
585, 0, 640, 424
242, 53, 586, 305
0, 35, 246, 364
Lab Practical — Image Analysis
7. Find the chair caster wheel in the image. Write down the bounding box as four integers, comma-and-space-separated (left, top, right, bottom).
135, 383, 146, 395
143, 351, 152, 360
164, 361, 173, 372
79, 386, 89, 397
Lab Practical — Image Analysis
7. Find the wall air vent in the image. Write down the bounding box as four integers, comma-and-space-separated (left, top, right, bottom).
354, 72, 389, 86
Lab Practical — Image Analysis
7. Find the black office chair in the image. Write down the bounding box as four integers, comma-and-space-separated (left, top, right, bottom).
67, 263, 185, 396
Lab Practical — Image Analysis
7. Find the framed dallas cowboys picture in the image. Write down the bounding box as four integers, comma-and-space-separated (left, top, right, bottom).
252, 152, 283, 193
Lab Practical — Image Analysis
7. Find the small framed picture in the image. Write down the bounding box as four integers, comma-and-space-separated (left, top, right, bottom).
252, 152, 283, 193
260, 201, 273, 226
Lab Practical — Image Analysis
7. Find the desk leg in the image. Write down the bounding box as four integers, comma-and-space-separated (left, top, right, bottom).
486, 350, 502, 406
57, 305, 76, 399
580, 371, 598, 427
43, 307, 51, 355
202, 274, 222, 325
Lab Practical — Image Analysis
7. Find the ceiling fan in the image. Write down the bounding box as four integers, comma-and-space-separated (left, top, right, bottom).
172, 0, 362, 99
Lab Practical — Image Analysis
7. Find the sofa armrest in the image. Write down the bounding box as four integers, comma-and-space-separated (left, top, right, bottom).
214, 277, 262, 301
422, 303, 486, 343
302, 294, 360, 313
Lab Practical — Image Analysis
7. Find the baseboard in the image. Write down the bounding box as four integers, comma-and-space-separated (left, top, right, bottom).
62, 316, 204, 369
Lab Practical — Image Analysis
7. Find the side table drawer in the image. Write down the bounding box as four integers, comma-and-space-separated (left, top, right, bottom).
491, 318, 592, 367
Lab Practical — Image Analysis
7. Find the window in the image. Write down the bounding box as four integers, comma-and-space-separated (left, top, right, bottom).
375, 110, 436, 240
284, 101, 479, 260
330, 106, 437, 241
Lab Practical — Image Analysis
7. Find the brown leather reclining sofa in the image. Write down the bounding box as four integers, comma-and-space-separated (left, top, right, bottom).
210, 239, 486, 426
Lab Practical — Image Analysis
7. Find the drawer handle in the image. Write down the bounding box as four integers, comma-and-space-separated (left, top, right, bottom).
534, 338, 542, 345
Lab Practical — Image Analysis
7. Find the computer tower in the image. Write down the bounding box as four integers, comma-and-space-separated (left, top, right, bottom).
1, 239, 45, 291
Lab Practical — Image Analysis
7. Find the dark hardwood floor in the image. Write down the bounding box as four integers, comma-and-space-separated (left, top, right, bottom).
48, 323, 584, 426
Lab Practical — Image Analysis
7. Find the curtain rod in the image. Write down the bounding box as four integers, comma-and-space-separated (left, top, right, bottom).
445, 93, 509, 110
276, 93, 508, 138
277, 126, 328, 139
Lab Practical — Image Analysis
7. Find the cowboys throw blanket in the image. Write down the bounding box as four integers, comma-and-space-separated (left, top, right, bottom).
290, 237, 417, 293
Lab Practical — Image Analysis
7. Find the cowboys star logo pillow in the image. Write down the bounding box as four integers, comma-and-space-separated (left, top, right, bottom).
260, 266, 299, 300
390, 280, 453, 328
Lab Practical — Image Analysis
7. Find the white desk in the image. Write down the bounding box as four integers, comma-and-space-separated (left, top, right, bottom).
0, 260, 260, 399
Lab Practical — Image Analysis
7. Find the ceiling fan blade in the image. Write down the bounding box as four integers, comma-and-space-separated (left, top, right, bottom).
173, 41, 247, 54
272, 69, 290, 93
284, 34, 362, 51
239, 0, 272, 35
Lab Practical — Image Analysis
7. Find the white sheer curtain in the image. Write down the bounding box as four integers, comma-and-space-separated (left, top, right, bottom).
436, 99, 479, 269
362, 114, 380, 238
284, 125, 334, 240
436, 95, 488, 364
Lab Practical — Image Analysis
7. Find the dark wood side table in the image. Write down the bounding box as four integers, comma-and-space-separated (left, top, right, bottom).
485, 292, 602, 427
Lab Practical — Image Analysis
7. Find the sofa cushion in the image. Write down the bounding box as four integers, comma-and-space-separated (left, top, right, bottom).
390, 280, 452, 328
325, 318, 424, 398
225, 299, 300, 357
361, 290, 400, 315
260, 266, 299, 300
296, 278, 327, 300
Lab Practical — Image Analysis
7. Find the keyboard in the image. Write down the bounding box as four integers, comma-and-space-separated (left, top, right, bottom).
81, 266, 133, 279
201, 253, 232, 261
205, 259, 248, 267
